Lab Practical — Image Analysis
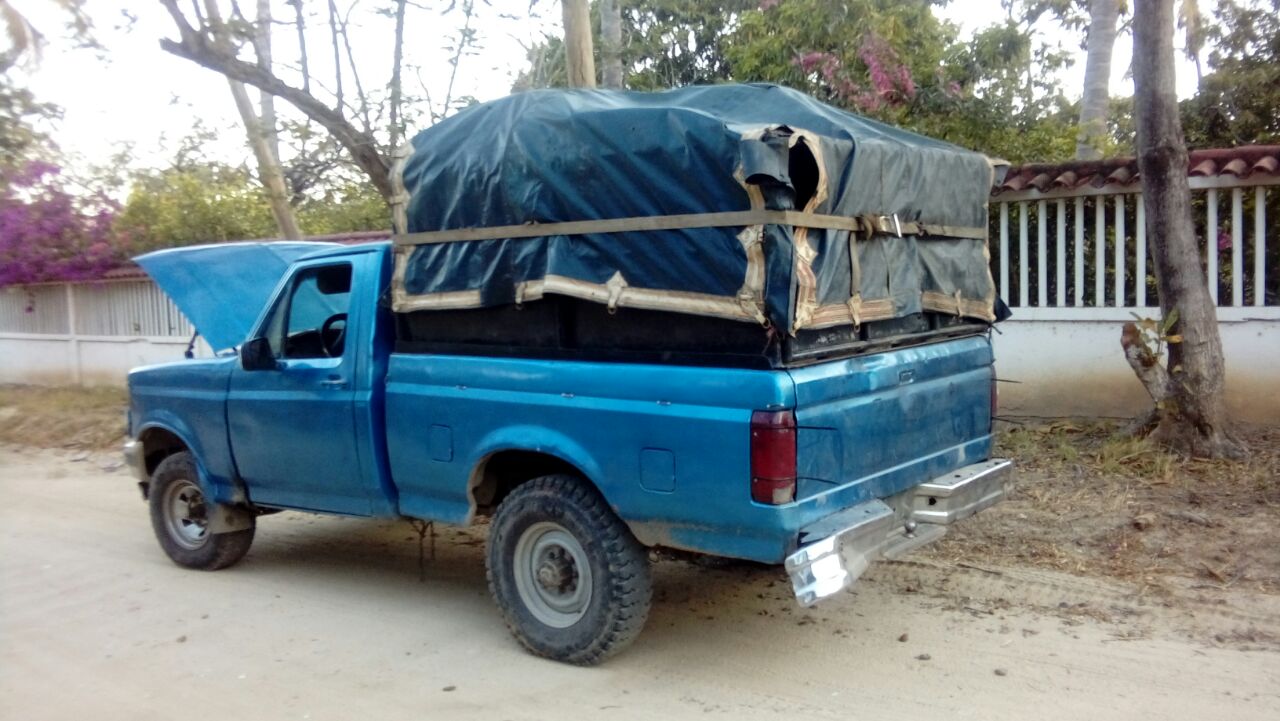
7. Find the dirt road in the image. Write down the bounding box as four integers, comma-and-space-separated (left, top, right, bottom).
2, 446, 1278, 721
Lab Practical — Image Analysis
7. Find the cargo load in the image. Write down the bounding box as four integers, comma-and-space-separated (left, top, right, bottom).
392, 84, 1005, 366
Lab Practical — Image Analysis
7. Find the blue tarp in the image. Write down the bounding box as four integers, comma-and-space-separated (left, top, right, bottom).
395, 84, 999, 331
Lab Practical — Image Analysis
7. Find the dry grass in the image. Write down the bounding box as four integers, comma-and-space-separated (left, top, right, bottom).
928, 420, 1280, 595
0, 384, 128, 450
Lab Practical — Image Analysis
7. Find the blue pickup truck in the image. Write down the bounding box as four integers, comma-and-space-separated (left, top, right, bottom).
124, 85, 1011, 664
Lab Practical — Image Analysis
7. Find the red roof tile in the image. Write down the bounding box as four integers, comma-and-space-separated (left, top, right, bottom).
994, 145, 1280, 196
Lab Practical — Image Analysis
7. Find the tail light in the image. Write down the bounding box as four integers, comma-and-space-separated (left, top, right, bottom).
750, 410, 796, 505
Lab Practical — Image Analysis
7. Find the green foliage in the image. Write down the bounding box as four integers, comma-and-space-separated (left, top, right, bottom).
513, 0, 1082, 163
115, 162, 389, 251
0, 73, 59, 180
1181, 0, 1280, 147
115, 165, 277, 252
294, 181, 389, 236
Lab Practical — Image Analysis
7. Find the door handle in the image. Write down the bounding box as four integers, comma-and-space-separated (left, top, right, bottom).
320, 376, 348, 388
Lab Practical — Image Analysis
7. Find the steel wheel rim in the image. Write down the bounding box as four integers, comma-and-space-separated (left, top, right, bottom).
513, 521, 593, 628
163, 478, 209, 550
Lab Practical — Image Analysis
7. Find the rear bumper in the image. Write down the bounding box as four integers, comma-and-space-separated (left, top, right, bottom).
784, 458, 1012, 607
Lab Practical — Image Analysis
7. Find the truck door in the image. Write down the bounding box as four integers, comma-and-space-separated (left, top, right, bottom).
227, 259, 371, 514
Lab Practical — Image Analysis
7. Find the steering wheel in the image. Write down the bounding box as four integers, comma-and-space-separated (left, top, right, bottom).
320, 313, 348, 358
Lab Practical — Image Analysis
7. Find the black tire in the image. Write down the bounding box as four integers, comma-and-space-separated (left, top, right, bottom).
148, 452, 255, 570
486, 474, 652, 665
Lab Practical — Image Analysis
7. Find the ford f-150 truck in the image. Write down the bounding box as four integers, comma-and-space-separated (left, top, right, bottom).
124, 85, 1012, 665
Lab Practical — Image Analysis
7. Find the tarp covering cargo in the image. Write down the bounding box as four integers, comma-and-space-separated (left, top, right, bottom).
393, 83, 1001, 333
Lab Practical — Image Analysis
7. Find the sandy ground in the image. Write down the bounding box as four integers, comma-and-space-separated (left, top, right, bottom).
2, 446, 1279, 721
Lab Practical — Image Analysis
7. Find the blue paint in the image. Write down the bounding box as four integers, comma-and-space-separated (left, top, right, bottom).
129, 243, 997, 565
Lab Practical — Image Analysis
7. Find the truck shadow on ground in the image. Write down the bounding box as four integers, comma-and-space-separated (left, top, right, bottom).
228, 511, 848, 662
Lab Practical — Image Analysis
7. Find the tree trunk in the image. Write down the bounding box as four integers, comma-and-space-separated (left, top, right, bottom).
1076, 0, 1120, 160
253, 0, 281, 167
562, 0, 596, 88
1130, 0, 1246, 458
600, 0, 623, 89
204, 0, 301, 240
389, 0, 407, 150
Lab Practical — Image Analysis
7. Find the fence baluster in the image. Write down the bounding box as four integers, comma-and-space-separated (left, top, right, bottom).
1232, 188, 1244, 306
1256, 187, 1267, 307
999, 202, 1009, 301
1207, 188, 1219, 304
1037, 199, 1048, 306
1019, 201, 1029, 307
1115, 195, 1126, 307
1095, 197, 1106, 306
1056, 200, 1066, 307
1136, 196, 1147, 307
1074, 196, 1085, 306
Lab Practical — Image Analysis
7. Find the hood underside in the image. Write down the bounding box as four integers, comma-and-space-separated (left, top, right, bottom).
135, 242, 340, 351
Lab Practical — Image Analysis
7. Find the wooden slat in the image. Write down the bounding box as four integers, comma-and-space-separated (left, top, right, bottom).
393, 209, 987, 246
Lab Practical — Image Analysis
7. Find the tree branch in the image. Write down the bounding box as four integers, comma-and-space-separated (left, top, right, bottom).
158, 25, 391, 200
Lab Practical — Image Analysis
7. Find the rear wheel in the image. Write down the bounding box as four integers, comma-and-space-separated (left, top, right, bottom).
148, 452, 254, 570
486, 474, 652, 665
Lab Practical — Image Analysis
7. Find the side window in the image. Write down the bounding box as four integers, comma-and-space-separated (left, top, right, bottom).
268, 264, 353, 360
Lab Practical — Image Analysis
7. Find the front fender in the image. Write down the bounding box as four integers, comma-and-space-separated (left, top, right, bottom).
133, 415, 240, 505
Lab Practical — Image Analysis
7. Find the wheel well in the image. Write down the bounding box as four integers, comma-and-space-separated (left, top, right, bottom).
139, 428, 188, 476
469, 450, 585, 517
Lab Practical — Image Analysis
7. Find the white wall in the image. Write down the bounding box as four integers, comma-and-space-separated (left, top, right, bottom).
0, 333, 211, 387
992, 308, 1280, 422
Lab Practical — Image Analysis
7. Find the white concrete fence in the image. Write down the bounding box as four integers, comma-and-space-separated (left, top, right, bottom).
0, 280, 211, 386
2, 173, 1276, 421
989, 172, 1277, 422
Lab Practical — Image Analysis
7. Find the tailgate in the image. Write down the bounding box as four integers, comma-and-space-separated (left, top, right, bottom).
788, 335, 994, 501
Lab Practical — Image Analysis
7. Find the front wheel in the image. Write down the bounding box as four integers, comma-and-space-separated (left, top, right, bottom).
148, 452, 255, 570
486, 474, 652, 665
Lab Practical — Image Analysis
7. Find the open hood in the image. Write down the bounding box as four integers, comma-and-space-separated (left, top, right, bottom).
135, 242, 339, 352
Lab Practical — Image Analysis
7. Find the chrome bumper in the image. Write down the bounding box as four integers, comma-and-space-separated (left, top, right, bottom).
123, 439, 148, 487
785, 458, 1012, 607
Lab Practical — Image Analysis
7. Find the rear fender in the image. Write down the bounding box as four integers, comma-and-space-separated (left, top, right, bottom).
467, 425, 609, 512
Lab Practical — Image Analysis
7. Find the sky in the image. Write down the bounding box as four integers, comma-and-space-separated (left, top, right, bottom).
9, 0, 1204, 176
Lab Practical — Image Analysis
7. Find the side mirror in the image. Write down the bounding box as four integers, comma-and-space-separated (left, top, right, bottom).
240, 337, 279, 371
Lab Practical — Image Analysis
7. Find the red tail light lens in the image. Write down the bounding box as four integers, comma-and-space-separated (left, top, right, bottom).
750, 410, 796, 505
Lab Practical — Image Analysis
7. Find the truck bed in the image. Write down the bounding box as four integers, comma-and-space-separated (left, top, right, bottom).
395, 296, 989, 369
